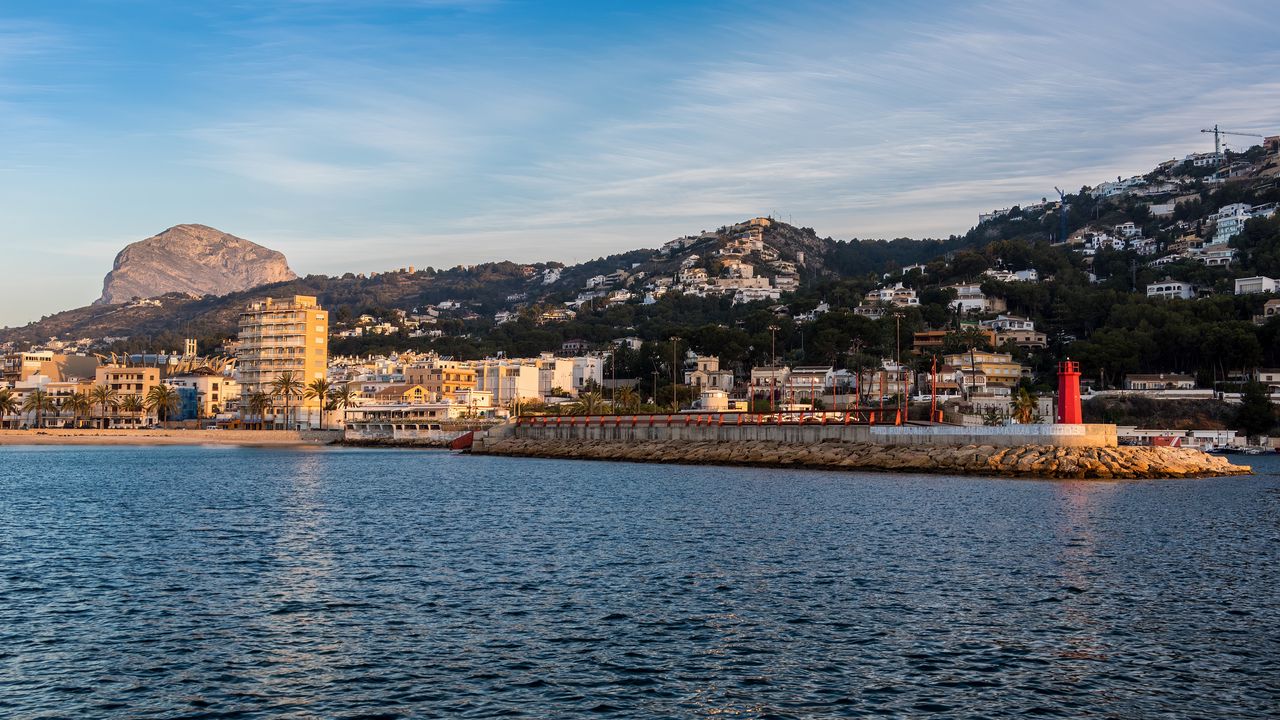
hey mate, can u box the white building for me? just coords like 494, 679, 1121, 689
572, 356, 606, 392
980, 315, 1035, 332
473, 360, 542, 404
1211, 203, 1253, 244
536, 355, 575, 398
1190, 243, 1236, 267
947, 283, 1000, 313
1234, 276, 1279, 296
1146, 279, 1196, 300
865, 283, 920, 307
983, 268, 1039, 283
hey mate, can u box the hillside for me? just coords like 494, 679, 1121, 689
6, 135, 1280, 393
0, 217, 837, 348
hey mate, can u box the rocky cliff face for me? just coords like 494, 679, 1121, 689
97, 224, 297, 305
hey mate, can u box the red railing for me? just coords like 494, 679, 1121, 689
514, 409, 925, 427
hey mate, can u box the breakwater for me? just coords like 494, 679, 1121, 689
472, 417, 1249, 478
473, 437, 1248, 478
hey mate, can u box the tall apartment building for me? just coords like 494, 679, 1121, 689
237, 295, 328, 428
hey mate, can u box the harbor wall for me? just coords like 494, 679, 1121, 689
492, 417, 1117, 448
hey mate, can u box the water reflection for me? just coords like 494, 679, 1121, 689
0, 448, 1276, 718
1050, 481, 1119, 673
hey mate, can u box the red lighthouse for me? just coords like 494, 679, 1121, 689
1057, 360, 1083, 424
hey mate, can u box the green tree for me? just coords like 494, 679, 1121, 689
63, 392, 93, 428
269, 371, 305, 430
570, 391, 606, 416
0, 388, 19, 429
119, 395, 145, 427
88, 384, 119, 429
612, 386, 640, 414
22, 389, 54, 428
146, 385, 181, 429
303, 378, 334, 430
1012, 388, 1038, 424
1234, 381, 1275, 439
247, 391, 272, 430
327, 384, 359, 427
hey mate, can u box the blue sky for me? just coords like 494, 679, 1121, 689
2, 0, 1279, 327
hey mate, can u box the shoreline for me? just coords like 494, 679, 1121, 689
472, 438, 1253, 479
0, 429, 340, 447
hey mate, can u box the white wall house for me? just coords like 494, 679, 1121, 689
1146, 279, 1196, 300
1235, 276, 1278, 296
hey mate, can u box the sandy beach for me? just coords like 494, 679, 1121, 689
0, 429, 341, 447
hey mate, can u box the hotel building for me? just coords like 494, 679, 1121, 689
236, 295, 329, 428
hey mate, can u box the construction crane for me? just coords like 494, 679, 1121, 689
1201, 124, 1263, 156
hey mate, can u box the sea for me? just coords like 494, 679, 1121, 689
1, 445, 1278, 718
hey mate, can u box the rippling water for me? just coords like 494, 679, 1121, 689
1, 446, 1278, 718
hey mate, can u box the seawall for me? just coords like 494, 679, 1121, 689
472, 417, 1249, 479
494, 415, 1120, 448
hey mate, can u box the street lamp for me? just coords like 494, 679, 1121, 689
670, 336, 679, 411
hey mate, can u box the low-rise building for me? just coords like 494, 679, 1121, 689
1146, 279, 1196, 300
865, 283, 920, 308
94, 365, 162, 427
996, 329, 1048, 350
1235, 276, 1278, 295
946, 283, 1005, 313
1254, 298, 1280, 325
943, 350, 1024, 387
684, 355, 735, 390
1253, 368, 1280, 392
372, 384, 432, 404
1124, 374, 1196, 391
166, 371, 238, 419
784, 366, 833, 402
912, 327, 997, 354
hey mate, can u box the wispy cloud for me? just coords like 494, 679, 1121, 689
3, 0, 1280, 326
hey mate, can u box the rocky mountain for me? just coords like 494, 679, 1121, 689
96, 224, 297, 305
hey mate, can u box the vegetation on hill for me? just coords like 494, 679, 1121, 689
6, 140, 1280, 408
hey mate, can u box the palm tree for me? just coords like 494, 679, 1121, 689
570, 390, 606, 416
327, 383, 359, 429
247, 391, 272, 430
0, 388, 19, 429
22, 389, 54, 429
303, 378, 334, 430
269, 372, 305, 430
63, 392, 93, 428
1012, 388, 1038, 424
612, 386, 640, 414
88, 384, 119, 429
145, 385, 181, 429
119, 395, 145, 427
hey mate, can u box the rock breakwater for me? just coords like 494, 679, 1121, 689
473, 438, 1250, 479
